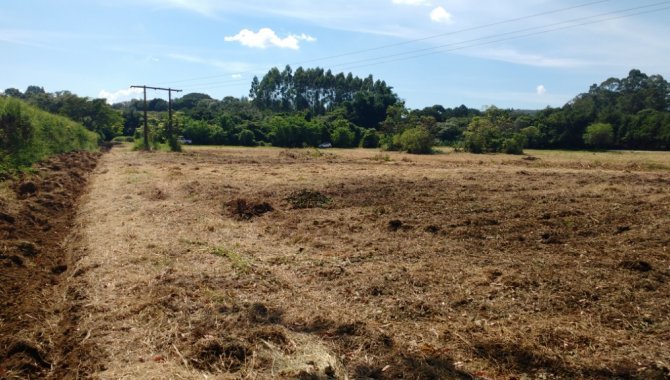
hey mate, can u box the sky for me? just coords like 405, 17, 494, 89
2, 0, 670, 110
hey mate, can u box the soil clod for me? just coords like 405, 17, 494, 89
227, 198, 274, 220
388, 219, 403, 231
17, 181, 38, 197
620, 260, 652, 272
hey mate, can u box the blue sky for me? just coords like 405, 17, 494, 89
2, 0, 669, 110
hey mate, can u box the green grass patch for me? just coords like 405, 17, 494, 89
211, 246, 251, 273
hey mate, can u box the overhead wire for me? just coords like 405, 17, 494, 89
326, 1, 670, 71
172, 1, 670, 90
183, 1, 670, 92
158, 0, 614, 87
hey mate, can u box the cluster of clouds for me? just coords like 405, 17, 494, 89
224, 0, 453, 50
98, 87, 143, 104
392, 0, 452, 24
224, 28, 315, 50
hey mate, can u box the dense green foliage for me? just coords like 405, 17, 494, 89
529, 69, 670, 150
250, 66, 398, 129
0, 97, 98, 172
4, 68, 668, 156
394, 126, 434, 154
462, 110, 526, 154
583, 123, 614, 148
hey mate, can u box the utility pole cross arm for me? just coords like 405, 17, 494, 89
129, 85, 182, 150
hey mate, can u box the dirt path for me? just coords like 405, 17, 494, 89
2, 146, 669, 379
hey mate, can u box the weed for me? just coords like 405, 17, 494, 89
211, 247, 251, 273
371, 153, 392, 162
308, 148, 323, 158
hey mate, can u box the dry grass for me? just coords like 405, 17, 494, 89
56, 145, 670, 379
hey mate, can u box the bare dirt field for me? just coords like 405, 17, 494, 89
1, 146, 669, 379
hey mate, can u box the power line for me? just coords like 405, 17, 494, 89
181, 1, 670, 92
130, 85, 182, 150
325, 1, 670, 71
157, 0, 614, 87
340, 4, 670, 72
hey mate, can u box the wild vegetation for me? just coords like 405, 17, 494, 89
5, 68, 669, 155
0, 97, 99, 173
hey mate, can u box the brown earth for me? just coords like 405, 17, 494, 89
1, 146, 669, 379
0, 151, 102, 379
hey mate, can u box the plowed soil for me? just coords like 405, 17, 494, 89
0, 151, 102, 379
1, 146, 669, 379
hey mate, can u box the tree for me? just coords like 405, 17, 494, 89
463, 117, 500, 153
583, 122, 614, 148
3, 88, 23, 98
24, 85, 46, 98
122, 109, 141, 136
237, 129, 256, 146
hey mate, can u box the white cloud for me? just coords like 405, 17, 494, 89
224, 28, 316, 49
536, 85, 547, 95
98, 87, 143, 104
392, 0, 431, 6
231, 74, 242, 79
430, 6, 452, 23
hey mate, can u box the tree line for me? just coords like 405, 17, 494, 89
3, 68, 669, 155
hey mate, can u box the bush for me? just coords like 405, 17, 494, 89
502, 134, 525, 155
331, 126, 355, 148
395, 126, 434, 154
583, 122, 614, 148
359, 129, 380, 148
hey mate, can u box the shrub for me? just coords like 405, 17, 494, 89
502, 134, 525, 155
396, 126, 434, 154
359, 129, 380, 148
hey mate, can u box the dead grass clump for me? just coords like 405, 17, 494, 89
286, 189, 331, 209
226, 198, 273, 220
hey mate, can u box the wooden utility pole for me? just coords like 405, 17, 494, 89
130, 85, 182, 150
